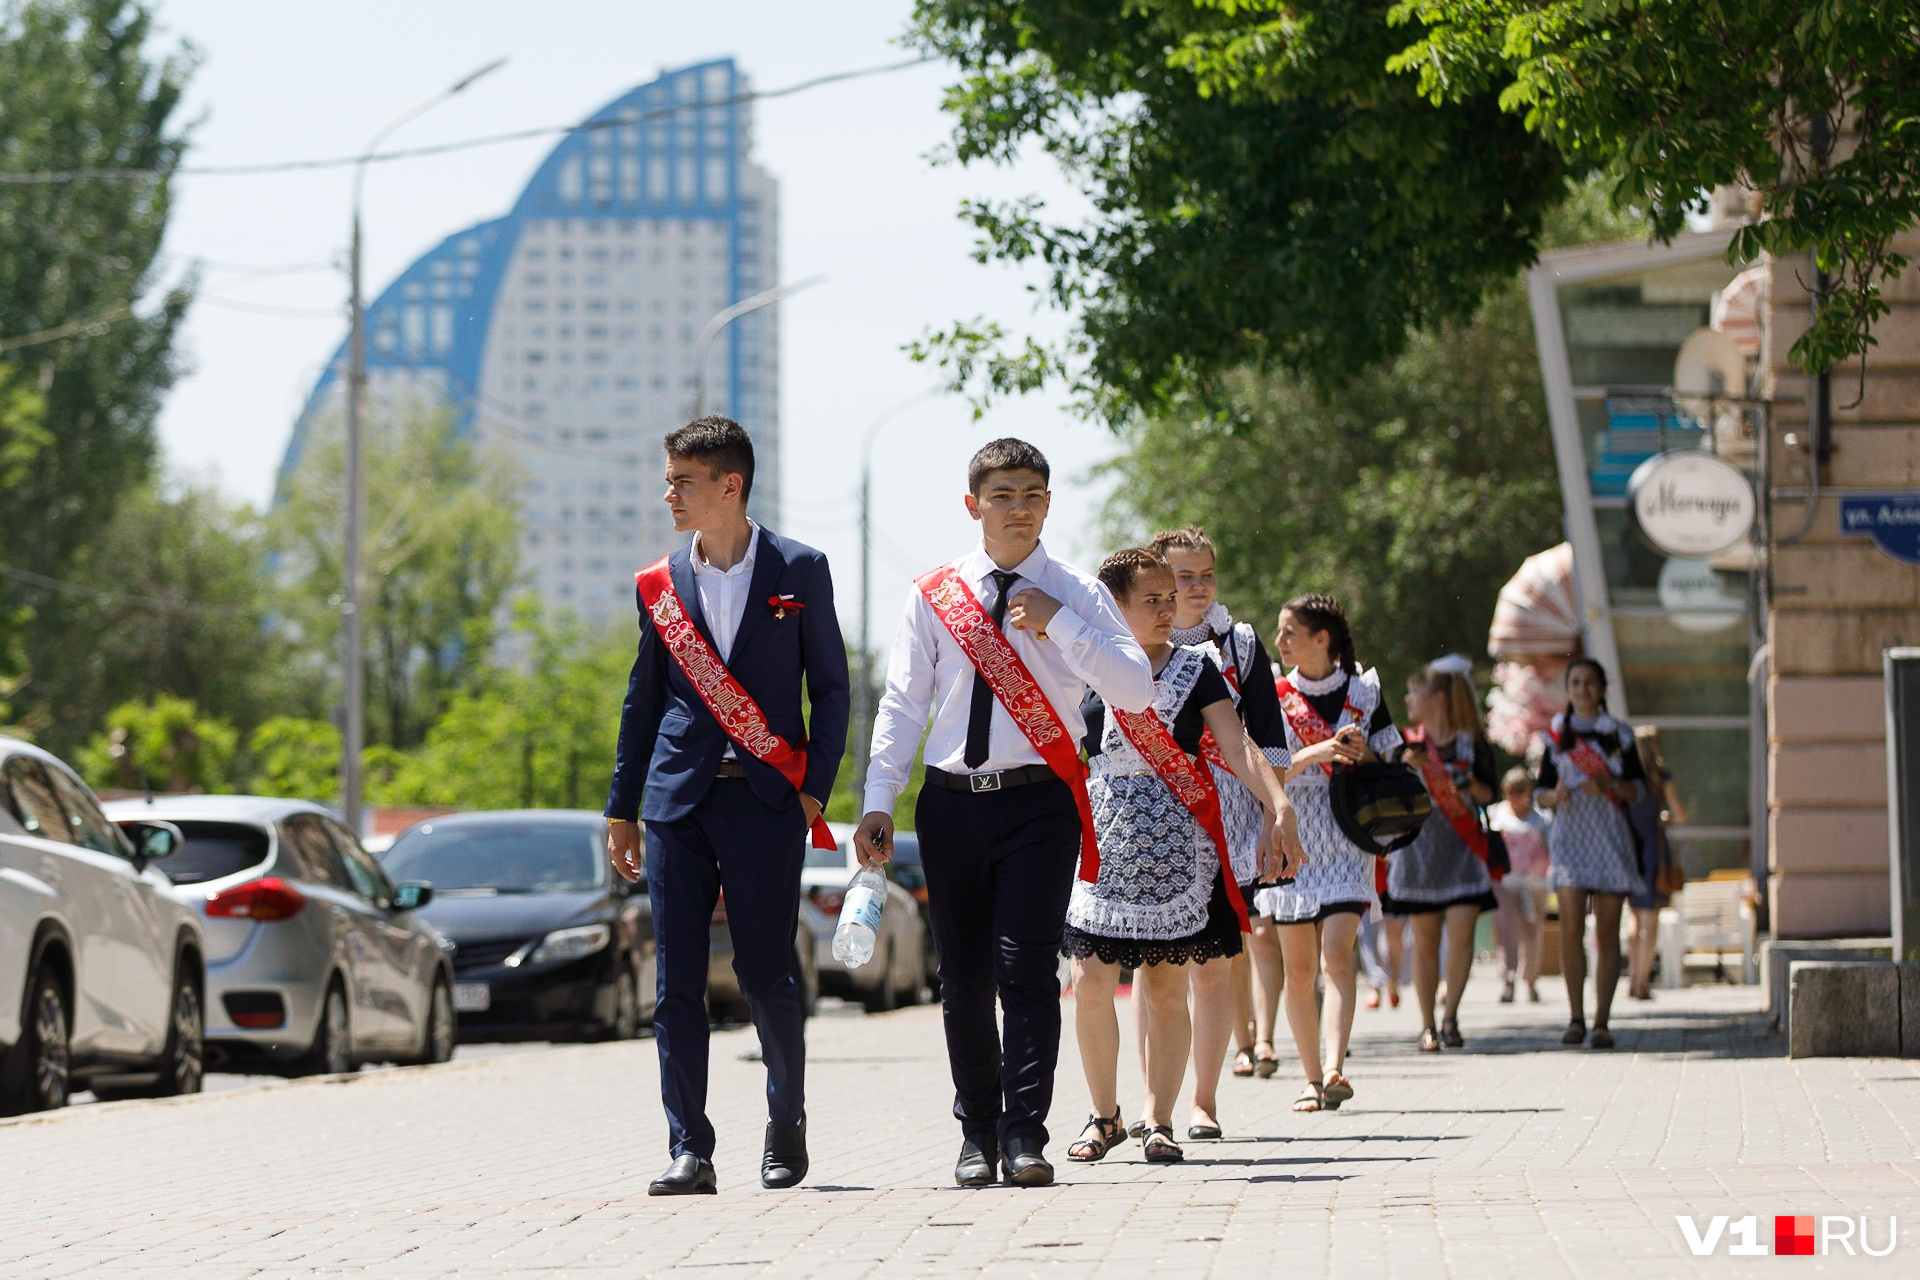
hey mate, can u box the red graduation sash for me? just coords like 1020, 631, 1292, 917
1564, 734, 1617, 793
916, 562, 1100, 882
1195, 630, 1239, 770
1405, 727, 1498, 880
1111, 706, 1252, 932
635, 558, 836, 851
1274, 676, 1359, 775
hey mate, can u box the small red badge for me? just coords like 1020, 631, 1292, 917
769, 594, 804, 620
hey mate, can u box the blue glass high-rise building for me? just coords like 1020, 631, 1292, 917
281, 59, 779, 624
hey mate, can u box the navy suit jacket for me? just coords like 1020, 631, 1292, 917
604, 526, 850, 825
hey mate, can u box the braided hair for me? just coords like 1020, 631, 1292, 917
1280, 593, 1357, 675
1554, 657, 1611, 751
1098, 547, 1170, 602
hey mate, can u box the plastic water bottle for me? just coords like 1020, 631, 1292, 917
831, 867, 888, 968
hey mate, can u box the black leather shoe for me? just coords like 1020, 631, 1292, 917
762, 1117, 809, 1189
1001, 1135, 1054, 1187
648, 1154, 717, 1196
954, 1133, 999, 1187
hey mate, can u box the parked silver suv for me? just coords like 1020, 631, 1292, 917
0, 738, 206, 1112
102, 795, 455, 1076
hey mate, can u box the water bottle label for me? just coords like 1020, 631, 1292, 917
844, 885, 883, 933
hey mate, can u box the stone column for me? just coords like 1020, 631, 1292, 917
1766, 232, 1920, 938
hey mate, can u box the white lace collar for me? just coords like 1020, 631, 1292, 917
1169, 601, 1233, 647
1289, 666, 1349, 697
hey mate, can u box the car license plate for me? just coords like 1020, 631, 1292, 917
452, 982, 490, 1013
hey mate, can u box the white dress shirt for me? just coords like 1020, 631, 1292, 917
863, 541, 1155, 816
690, 518, 759, 760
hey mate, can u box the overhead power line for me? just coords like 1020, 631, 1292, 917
0, 56, 934, 186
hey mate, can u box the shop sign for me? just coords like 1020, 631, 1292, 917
1629, 452, 1756, 557
1840, 494, 1920, 566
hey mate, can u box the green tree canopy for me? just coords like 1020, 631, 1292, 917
270, 407, 522, 750
1391, 0, 1920, 373
77, 694, 235, 794
907, 0, 1574, 419
0, 0, 193, 679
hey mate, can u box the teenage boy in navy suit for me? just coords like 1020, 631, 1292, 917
606, 415, 850, 1195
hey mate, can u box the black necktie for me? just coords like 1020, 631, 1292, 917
963, 570, 1019, 768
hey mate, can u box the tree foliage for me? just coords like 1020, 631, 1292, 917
13, 480, 299, 755
270, 408, 521, 751
906, 0, 1574, 421
77, 694, 236, 794
0, 0, 193, 677
1101, 192, 1643, 697
1391, 0, 1920, 374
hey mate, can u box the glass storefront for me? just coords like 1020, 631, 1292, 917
1530, 236, 1763, 882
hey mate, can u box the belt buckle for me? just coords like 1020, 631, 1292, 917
969, 771, 1002, 793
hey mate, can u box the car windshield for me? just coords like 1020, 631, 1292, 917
803, 847, 851, 870
161, 821, 272, 885
382, 822, 605, 893
890, 833, 922, 867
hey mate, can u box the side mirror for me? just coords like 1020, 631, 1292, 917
392, 881, 434, 911
117, 820, 184, 870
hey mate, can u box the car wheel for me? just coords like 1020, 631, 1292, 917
0, 964, 70, 1114
416, 976, 455, 1065
299, 981, 355, 1077
860, 940, 898, 1014
610, 960, 640, 1041
150, 970, 205, 1097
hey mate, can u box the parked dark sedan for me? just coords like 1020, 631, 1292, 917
380, 810, 655, 1042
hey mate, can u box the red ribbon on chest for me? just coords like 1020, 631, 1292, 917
1274, 676, 1360, 774
1406, 727, 1497, 879
917, 563, 1100, 882
1111, 704, 1251, 933
636, 559, 835, 850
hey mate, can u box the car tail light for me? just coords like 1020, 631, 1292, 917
809, 887, 845, 914
206, 877, 305, 921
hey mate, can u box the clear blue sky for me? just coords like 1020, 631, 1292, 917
150, 0, 1119, 652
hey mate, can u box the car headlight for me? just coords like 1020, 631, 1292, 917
512, 923, 612, 968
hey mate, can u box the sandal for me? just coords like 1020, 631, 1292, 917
1067, 1108, 1125, 1162
1292, 1081, 1325, 1112
1441, 1020, 1464, 1049
1321, 1071, 1353, 1109
1187, 1112, 1223, 1141
1230, 1046, 1256, 1078
1126, 1119, 1149, 1142
1252, 1040, 1280, 1079
1561, 1019, 1587, 1046
1388, 988, 1401, 1008
1590, 1026, 1615, 1050
1418, 1028, 1442, 1053
1365, 987, 1381, 1010
1143, 1125, 1185, 1163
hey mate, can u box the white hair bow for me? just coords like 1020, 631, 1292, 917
1430, 653, 1474, 677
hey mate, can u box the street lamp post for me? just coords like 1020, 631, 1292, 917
340, 58, 505, 833
688, 275, 824, 419
853, 385, 943, 794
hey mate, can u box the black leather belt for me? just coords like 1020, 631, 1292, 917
715, 759, 747, 778
925, 764, 1060, 793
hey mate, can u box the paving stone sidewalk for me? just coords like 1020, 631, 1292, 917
3, 967, 1917, 1277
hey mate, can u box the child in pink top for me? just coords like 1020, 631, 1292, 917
1489, 767, 1551, 1002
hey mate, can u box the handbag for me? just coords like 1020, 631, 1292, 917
1484, 824, 1512, 878
1328, 760, 1432, 856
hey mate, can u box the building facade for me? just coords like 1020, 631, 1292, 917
281, 59, 779, 625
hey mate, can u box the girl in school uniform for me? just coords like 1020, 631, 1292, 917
1253, 594, 1403, 1113
1533, 658, 1647, 1049
1062, 549, 1293, 1166
1387, 657, 1500, 1051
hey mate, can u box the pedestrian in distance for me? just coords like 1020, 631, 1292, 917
853, 438, 1156, 1189
1390, 657, 1501, 1051
604, 416, 850, 1195
1144, 526, 1292, 1124
1626, 725, 1687, 1001
1532, 658, 1646, 1050
1060, 548, 1297, 1166
1489, 766, 1552, 1004
1253, 594, 1404, 1114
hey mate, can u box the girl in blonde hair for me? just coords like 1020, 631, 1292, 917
1389, 656, 1500, 1051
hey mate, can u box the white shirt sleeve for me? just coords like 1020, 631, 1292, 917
1048, 579, 1154, 714
862, 594, 937, 816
